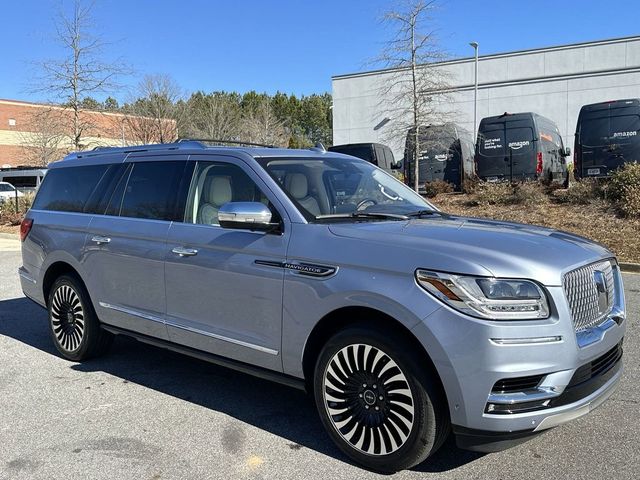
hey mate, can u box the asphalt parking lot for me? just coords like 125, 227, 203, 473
0, 238, 638, 480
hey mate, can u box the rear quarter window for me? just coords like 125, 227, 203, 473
32, 165, 109, 213
118, 161, 185, 221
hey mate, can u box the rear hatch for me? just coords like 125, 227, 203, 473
405, 125, 463, 190
476, 115, 537, 181
577, 101, 640, 177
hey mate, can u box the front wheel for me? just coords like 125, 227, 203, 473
313, 326, 449, 472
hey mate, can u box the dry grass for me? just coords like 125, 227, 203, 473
432, 192, 640, 263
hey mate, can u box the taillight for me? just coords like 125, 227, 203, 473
536, 152, 543, 175
20, 218, 33, 242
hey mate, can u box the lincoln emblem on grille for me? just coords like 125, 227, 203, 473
593, 270, 609, 315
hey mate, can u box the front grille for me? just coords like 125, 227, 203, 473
492, 374, 544, 394
563, 260, 615, 331
568, 341, 623, 388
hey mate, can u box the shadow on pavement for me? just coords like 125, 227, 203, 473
0, 296, 483, 474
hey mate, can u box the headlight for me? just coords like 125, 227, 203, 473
415, 270, 550, 320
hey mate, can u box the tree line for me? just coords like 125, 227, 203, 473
22, 1, 332, 166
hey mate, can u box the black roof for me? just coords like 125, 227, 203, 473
579, 98, 640, 113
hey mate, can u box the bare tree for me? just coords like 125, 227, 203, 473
20, 108, 69, 166
33, 0, 126, 149
376, 0, 452, 191
244, 98, 289, 147
186, 93, 242, 141
125, 74, 184, 143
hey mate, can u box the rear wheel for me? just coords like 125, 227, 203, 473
313, 326, 449, 472
48, 274, 112, 361
562, 171, 570, 189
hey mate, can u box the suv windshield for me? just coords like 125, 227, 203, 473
260, 156, 436, 221
0, 183, 15, 192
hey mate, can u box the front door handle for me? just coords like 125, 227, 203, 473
172, 247, 198, 257
91, 235, 111, 245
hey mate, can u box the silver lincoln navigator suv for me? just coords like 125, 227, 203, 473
19, 141, 626, 472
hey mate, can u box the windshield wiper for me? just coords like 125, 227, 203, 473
316, 212, 410, 221
405, 209, 447, 218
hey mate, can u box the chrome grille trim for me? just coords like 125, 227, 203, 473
563, 260, 615, 332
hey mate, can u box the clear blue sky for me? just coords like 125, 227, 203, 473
2, 0, 640, 103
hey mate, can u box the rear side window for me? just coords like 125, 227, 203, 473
581, 117, 609, 147
118, 161, 184, 221
479, 128, 505, 156
610, 115, 640, 143
506, 127, 534, 153
32, 165, 108, 213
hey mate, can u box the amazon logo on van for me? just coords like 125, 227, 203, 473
507, 140, 531, 150
612, 131, 638, 138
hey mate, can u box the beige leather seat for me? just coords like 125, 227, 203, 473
285, 173, 321, 217
198, 176, 232, 224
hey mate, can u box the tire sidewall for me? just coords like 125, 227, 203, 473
313, 327, 441, 472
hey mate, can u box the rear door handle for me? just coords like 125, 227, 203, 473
91, 235, 111, 245
172, 247, 198, 257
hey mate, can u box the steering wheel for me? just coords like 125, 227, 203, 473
356, 198, 378, 211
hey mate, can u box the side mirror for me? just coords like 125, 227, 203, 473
563, 147, 571, 157
218, 202, 276, 231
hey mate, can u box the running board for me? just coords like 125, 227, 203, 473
101, 325, 306, 391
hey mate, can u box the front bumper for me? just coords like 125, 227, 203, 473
452, 354, 622, 452
411, 282, 626, 437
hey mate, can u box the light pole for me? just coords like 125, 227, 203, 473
469, 42, 479, 138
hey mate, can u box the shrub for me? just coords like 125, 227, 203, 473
423, 179, 454, 198
0, 192, 34, 225
469, 181, 547, 206
608, 162, 640, 217
553, 179, 605, 205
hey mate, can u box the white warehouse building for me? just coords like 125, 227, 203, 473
332, 36, 640, 160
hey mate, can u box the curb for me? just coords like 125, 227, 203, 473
620, 262, 640, 274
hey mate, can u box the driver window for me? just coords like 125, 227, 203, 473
184, 161, 274, 226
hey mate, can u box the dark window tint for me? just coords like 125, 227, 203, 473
331, 145, 374, 162
479, 129, 505, 156
610, 115, 640, 144
581, 117, 610, 147
32, 165, 108, 213
3, 176, 39, 188
0, 183, 15, 192
119, 161, 184, 220
506, 127, 534, 153
103, 165, 132, 216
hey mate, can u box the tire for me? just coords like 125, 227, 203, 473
562, 172, 570, 189
313, 326, 449, 472
48, 274, 113, 361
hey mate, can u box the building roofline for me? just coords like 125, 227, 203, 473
0, 98, 131, 119
332, 35, 640, 81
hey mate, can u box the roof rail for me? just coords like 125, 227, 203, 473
178, 138, 275, 148
67, 142, 190, 160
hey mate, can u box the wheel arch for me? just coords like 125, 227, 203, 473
301, 306, 449, 407
42, 261, 83, 306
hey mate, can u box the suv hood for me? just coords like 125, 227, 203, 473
327, 216, 612, 286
